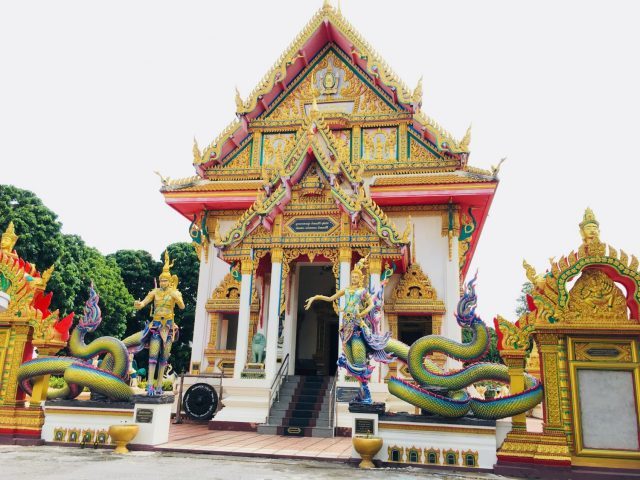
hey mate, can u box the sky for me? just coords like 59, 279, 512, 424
2, 0, 639, 323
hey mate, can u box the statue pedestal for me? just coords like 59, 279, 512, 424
351, 412, 499, 469
42, 394, 174, 447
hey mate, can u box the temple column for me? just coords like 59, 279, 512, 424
444, 229, 460, 371
368, 256, 383, 383
369, 256, 382, 291
283, 266, 297, 375
338, 247, 351, 381
501, 351, 528, 430
265, 248, 284, 382
233, 258, 254, 379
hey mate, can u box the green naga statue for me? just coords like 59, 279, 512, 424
306, 255, 543, 419
135, 251, 185, 396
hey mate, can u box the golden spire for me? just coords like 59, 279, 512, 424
235, 87, 244, 112
459, 124, 471, 151
159, 250, 174, 280
193, 137, 204, 165
411, 76, 423, 105
579, 207, 599, 229
1, 221, 18, 254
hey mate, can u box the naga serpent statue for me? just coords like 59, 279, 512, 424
18, 251, 183, 400
306, 257, 543, 419
18, 284, 134, 402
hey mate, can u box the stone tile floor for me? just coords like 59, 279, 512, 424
158, 423, 353, 460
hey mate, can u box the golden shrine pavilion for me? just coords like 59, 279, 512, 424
160, 2, 499, 430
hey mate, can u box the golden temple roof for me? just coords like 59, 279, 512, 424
193, 2, 470, 170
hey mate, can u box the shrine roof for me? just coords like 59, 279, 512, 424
190, 2, 470, 173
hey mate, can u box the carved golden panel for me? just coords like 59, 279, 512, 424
388, 263, 445, 313
262, 133, 296, 167
566, 269, 629, 324
572, 341, 633, 362
224, 141, 252, 168
362, 127, 397, 163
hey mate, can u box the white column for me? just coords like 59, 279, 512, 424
191, 243, 228, 372
368, 256, 382, 383
265, 250, 284, 382
338, 247, 351, 381
233, 258, 254, 379
444, 235, 461, 370
282, 267, 297, 375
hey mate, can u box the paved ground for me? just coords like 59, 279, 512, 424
1, 445, 515, 480
160, 423, 353, 459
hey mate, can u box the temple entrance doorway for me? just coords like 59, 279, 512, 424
294, 264, 339, 376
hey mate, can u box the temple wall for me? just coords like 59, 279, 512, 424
191, 242, 229, 372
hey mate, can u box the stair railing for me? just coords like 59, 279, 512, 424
266, 353, 289, 425
328, 374, 338, 437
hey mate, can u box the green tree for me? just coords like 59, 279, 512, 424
462, 326, 503, 364
164, 243, 199, 374
515, 281, 534, 317
47, 235, 134, 339
111, 244, 199, 374
0, 185, 63, 271
107, 250, 161, 338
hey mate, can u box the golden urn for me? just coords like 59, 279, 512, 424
352, 436, 383, 469
108, 424, 139, 454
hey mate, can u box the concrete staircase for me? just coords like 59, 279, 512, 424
257, 375, 334, 438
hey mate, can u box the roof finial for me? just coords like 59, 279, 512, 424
490, 157, 506, 178
459, 123, 471, 151
411, 76, 423, 106
235, 87, 244, 112
322, 0, 332, 11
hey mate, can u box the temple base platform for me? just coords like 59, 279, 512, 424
350, 410, 504, 470
42, 394, 174, 447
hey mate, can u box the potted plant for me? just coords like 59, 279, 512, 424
352, 433, 383, 469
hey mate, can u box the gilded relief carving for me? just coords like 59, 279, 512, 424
362, 128, 397, 163
566, 269, 628, 323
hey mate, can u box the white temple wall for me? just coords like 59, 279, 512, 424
191, 242, 229, 372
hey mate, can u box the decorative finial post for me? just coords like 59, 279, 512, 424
1, 221, 19, 255
459, 124, 471, 151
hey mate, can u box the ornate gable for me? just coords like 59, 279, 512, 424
388, 263, 445, 313
265, 49, 398, 123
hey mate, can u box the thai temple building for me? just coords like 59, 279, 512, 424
160, 2, 499, 429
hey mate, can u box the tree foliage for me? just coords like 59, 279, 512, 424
0, 185, 63, 271
515, 281, 534, 317
462, 325, 503, 364
164, 243, 199, 374
48, 235, 134, 339
107, 250, 161, 338
0, 186, 133, 338
111, 244, 199, 374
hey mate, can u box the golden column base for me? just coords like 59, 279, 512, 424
498, 430, 571, 466
108, 425, 139, 454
